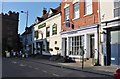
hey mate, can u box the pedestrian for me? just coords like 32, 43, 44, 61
13, 51, 16, 57
19, 50, 22, 57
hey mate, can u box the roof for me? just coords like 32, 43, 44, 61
36, 5, 61, 24
21, 25, 33, 36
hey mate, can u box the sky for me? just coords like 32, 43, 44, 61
1, 2, 60, 34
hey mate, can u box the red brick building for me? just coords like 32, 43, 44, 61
61, 0, 98, 31
60, 0, 101, 66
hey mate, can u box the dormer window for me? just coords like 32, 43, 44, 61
48, 9, 53, 17
35, 19, 39, 24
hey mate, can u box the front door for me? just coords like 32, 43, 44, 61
65, 38, 67, 57
90, 34, 95, 58
110, 30, 120, 65
36, 42, 43, 55
62, 38, 67, 57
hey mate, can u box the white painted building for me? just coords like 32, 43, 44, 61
33, 6, 62, 56
60, 25, 99, 64
21, 26, 34, 55
100, 0, 120, 66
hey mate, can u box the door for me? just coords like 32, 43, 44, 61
110, 30, 120, 65
90, 34, 95, 58
36, 42, 43, 55
62, 38, 67, 57
64, 38, 67, 57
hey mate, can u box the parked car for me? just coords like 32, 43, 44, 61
114, 68, 120, 79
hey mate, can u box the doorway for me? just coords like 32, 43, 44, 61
36, 42, 43, 55
106, 28, 120, 66
90, 34, 95, 58
110, 30, 120, 65
62, 38, 67, 57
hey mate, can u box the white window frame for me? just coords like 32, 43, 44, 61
114, 0, 120, 17
69, 35, 84, 56
84, 0, 93, 16
64, 6, 70, 21
73, 2, 80, 19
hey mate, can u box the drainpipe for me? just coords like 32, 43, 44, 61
95, 0, 101, 66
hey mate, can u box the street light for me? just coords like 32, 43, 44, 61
21, 10, 29, 54
21, 11, 28, 29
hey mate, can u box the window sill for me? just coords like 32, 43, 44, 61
52, 34, 57, 36
84, 13, 93, 17
72, 17, 80, 21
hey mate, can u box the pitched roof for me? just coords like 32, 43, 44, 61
36, 5, 61, 23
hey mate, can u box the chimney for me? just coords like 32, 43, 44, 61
42, 8, 47, 16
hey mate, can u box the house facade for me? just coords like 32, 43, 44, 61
60, 0, 102, 65
21, 26, 34, 55
33, 6, 62, 56
100, 0, 120, 66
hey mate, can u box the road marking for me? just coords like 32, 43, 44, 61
35, 68, 39, 70
12, 61, 17, 64
52, 73, 59, 77
19, 64, 26, 67
28, 66, 32, 68
42, 70, 47, 73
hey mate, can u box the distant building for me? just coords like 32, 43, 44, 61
33, 5, 61, 56
21, 25, 34, 55
1, 11, 19, 56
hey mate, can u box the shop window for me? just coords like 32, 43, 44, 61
69, 35, 84, 55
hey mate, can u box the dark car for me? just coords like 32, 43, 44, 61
114, 68, 120, 79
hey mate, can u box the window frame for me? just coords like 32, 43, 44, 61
46, 26, 50, 37
73, 2, 80, 19
64, 6, 70, 21
114, 0, 120, 17
52, 23, 57, 35
69, 35, 84, 56
84, 0, 93, 15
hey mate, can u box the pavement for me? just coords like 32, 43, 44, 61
25, 56, 117, 77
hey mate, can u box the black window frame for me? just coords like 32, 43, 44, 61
46, 27, 50, 37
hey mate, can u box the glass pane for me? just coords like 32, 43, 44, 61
114, 8, 119, 17
111, 30, 120, 65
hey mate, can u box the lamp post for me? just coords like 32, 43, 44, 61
21, 11, 28, 54
21, 11, 28, 29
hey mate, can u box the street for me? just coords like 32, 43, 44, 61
2, 58, 114, 79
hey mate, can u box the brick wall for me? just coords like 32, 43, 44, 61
61, 0, 99, 31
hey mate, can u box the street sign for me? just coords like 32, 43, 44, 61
79, 47, 84, 56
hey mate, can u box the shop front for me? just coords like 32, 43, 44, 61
102, 18, 120, 66
61, 25, 99, 65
